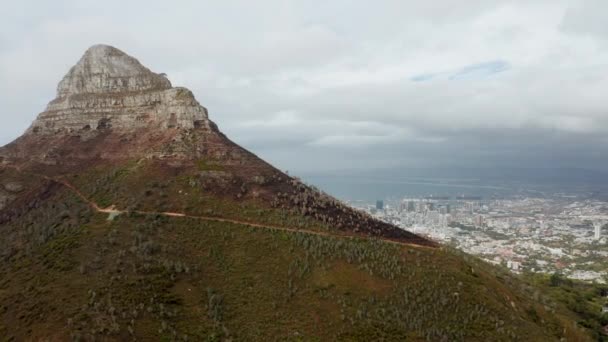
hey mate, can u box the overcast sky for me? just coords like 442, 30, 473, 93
2, 0, 608, 174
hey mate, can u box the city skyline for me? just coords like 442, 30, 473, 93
353, 193, 608, 283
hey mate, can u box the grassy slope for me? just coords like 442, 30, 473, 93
0, 167, 597, 341
62, 157, 433, 246
521, 273, 608, 341
67, 159, 334, 233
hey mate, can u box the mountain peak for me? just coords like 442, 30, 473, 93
24, 44, 209, 135
84, 43, 126, 56
57, 44, 172, 97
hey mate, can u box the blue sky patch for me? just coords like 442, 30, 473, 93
448, 60, 510, 80
411, 73, 436, 82
411, 60, 510, 82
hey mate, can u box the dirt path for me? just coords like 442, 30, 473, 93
3, 165, 435, 249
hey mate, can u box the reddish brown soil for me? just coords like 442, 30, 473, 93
0, 126, 436, 248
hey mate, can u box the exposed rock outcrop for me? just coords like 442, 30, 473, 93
3, 182, 23, 193
57, 44, 171, 96
28, 44, 211, 134
0, 44, 262, 168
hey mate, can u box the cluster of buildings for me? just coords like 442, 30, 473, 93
351, 196, 608, 283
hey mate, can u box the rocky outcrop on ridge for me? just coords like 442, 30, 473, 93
0, 44, 240, 165
28, 44, 211, 134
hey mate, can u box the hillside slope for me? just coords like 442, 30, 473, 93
0, 165, 593, 341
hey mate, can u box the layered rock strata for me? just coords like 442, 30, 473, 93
28, 44, 211, 133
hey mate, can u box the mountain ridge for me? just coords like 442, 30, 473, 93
0, 44, 434, 247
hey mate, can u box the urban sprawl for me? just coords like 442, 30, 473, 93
350, 196, 608, 283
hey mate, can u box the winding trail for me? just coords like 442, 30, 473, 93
3, 165, 435, 249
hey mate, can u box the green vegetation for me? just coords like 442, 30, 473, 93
68, 161, 331, 233
449, 222, 510, 240
196, 159, 225, 172
523, 272, 608, 341
0, 165, 601, 340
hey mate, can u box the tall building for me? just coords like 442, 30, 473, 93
475, 215, 484, 227
466, 202, 474, 215
376, 200, 384, 210
407, 201, 415, 212
446, 204, 451, 214
594, 222, 602, 240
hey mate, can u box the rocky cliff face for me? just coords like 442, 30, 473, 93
56, 44, 171, 96
0, 45, 246, 166
28, 44, 211, 134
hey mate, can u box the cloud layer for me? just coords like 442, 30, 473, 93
2, 0, 608, 173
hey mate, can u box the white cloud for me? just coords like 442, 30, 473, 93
1, 0, 608, 172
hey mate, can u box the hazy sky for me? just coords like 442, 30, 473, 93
2, 0, 608, 174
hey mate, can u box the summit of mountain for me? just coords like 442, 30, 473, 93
56, 44, 172, 96
32, 44, 207, 133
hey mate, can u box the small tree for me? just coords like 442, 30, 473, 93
550, 272, 562, 287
